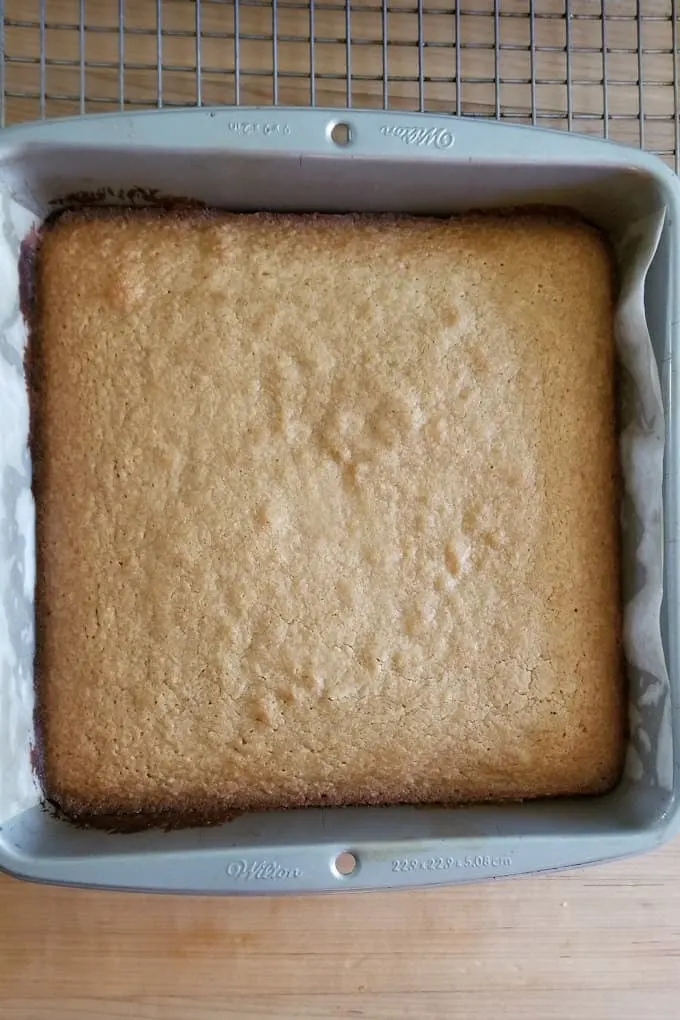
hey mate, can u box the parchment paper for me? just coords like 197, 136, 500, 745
0, 196, 670, 823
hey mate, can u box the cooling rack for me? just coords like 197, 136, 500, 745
1, 1, 679, 169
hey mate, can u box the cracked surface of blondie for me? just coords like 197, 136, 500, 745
35, 210, 623, 820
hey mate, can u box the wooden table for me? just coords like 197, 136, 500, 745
2, 840, 679, 1019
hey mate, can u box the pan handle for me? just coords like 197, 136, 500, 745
1, 105, 669, 173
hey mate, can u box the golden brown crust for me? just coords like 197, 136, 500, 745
33, 210, 623, 822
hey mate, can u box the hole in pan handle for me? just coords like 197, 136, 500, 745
332, 850, 359, 877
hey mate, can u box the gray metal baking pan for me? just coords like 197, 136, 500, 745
0, 107, 679, 893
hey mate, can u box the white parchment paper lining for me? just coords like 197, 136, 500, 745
0, 195, 671, 822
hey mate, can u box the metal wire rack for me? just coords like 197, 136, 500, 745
1, 1, 679, 170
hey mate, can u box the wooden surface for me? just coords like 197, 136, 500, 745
1, 337, 677, 1018
0, 841, 679, 1019
2, 4, 680, 1018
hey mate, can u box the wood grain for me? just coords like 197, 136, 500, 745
2, 839, 680, 1019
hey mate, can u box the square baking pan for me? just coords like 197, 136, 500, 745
0, 107, 679, 893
